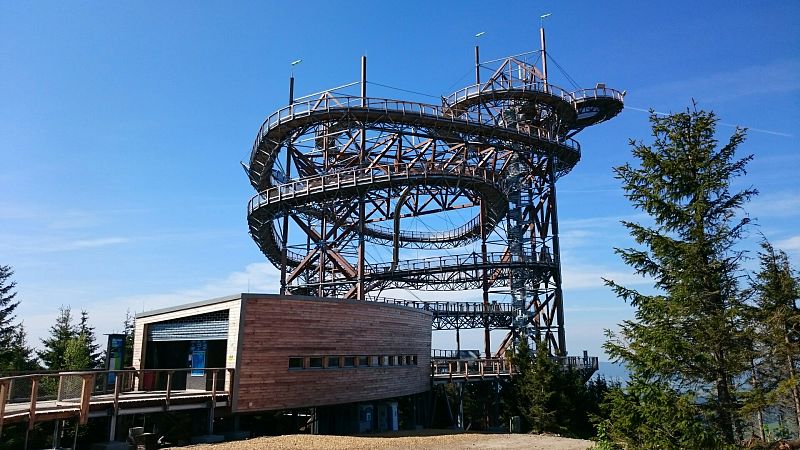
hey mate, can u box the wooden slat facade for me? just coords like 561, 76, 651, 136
133, 294, 432, 413
233, 295, 432, 412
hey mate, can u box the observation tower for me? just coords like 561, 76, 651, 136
245, 27, 623, 358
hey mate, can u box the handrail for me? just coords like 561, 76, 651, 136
365, 249, 555, 274
367, 214, 481, 243
429, 355, 597, 379
445, 80, 577, 110
571, 86, 624, 102
250, 94, 580, 166
248, 162, 503, 214
365, 295, 517, 314
431, 357, 515, 379
1, 368, 234, 433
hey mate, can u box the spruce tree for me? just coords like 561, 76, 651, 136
603, 107, 756, 445
63, 334, 94, 371
78, 310, 102, 369
751, 239, 800, 434
38, 306, 78, 370
123, 309, 135, 367
503, 339, 591, 437
0, 265, 20, 368
7, 323, 39, 371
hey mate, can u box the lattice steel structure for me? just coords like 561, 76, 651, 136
245, 31, 623, 357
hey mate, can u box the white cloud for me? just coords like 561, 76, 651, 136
0, 203, 44, 221
53, 237, 130, 251
776, 235, 800, 253
22, 262, 281, 348
562, 265, 650, 290
564, 305, 629, 313
633, 59, 800, 105
748, 192, 800, 219
0, 234, 132, 255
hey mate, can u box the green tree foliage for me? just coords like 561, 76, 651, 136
596, 375, 726, 449
503, 339, 600, 438
38, 306, 103, 371
0, 264, 21, 368
123, 309, 135, 367
6, 323, 38, 371
750, 239, 800, 435
63, 333, 94, 371
603, 107, 757, 445
0, 265, 39, 372
78, 309, 103, 368
38, 305, 78, 370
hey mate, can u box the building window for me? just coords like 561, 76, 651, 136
288, 357, 304, 369
289, 354, 418, 370
308, 357, 323, 369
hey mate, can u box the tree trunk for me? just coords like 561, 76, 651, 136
751, 359, 766, 441
716, 368, 736, 444
787, 334, 800, 434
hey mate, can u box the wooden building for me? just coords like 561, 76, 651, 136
133, 294, 432, 416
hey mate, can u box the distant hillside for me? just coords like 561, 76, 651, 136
595, 361, 629, 384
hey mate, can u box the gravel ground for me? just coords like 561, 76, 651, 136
175, 431, 594, 450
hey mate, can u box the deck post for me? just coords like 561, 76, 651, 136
56, 375, 64, 402
0, 379, 9, 436
52, 419, 61, 448
208, 370, 218, 434
165, 371, 173, 410
109, 373, 121, 441
456, 383, 464, 430
79, 373, 94, 425
28, 376, 39, 431
72, 421, 79, 449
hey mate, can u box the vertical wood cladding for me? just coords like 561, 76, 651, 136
235, 296, 432, 412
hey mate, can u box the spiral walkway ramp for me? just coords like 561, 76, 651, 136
245, 48, 623, 357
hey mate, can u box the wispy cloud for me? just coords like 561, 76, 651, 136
53, 237, 130, 251
116, 262, 281, 313
564, 305, 630, 313
625, 106, 794, 138
563, 265, 650, 290
0, 203, 42, 221
22, 262, 282, 346
0, 235, 131, 254
633, 59, 800, 105
776, 235, 800, 253
560, 214, 648, 230
748, 192, 800, 218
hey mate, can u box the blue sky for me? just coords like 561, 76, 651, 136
2, 1, 798, 361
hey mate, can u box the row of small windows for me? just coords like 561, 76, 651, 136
288, 355, 418, 370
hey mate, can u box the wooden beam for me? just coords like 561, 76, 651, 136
79, 374, 94, 425
28, 376, 39, 430
0, 379, 9, 436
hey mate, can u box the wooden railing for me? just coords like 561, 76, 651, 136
431, 358, 514, 382
0, 367, 233, 437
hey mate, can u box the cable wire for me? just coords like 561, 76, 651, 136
367, 81, 441, 99
547, 54, 582, 90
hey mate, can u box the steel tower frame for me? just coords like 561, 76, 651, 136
245, 31, 623, 357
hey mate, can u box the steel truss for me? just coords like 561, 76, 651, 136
246, 45, 623, 357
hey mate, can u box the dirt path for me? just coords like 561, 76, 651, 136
176, 431, 594, 450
